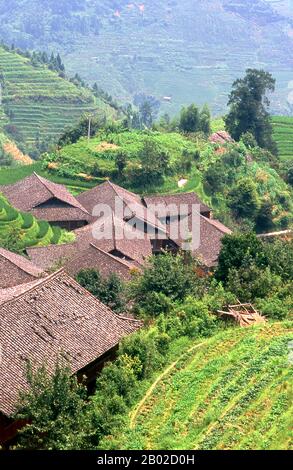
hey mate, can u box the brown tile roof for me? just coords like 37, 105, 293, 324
0, 270, 142, 417
77, 181, 167, 232
165, 212, 232, 267
1, 173, 90, 222
0, 248, 44, 278
209, 131, 233, 144
75, 215, 152, 265
66, 244, 138, 280
144, 192, 211, 216
27, 216, 151, 275
27, 243, 78, 271
0, 248, 44, 288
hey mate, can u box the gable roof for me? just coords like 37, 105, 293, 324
1, 173, 90, 222
0, 247, 44, 279
144, 192, 211, 216
27, 215, 152, 272
77, 180, 167, 233
164, 211, 232, 267
0, 270, 141, 417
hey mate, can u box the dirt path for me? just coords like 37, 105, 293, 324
3, 141, 33, 165
129, 341, 205, 429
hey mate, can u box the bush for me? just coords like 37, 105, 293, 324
129, 253, 199, 315
256, 295, 292, 320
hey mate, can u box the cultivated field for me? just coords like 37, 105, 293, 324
272, 116, 293, 160
121, 322, 293, 450
0, 47, 114, 146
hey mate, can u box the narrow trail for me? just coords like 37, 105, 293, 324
129, 341, 205, 429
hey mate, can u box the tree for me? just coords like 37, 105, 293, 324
126, 137, 170, 188
115, 151, 127, 177
15, 361, 94, 449
225, 69, 277, 152
129, 253, 198, 315
139, 101, 155, 128
76, 269, 126, 313
215, 232, 268, 283
228, 178, 260, 219
199, 104, 211, 135
179, 104, 200, 133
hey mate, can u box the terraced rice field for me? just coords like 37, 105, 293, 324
121, 322, 293, 450
0, 193, 74, 249
272, 116, 293, 160
0, 47, 114, 145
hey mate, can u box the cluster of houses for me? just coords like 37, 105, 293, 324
0, 173, 231, 445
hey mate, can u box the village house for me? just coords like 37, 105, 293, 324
26, 180, 231, 274
0, 172, 90, 230
0, 270, 141, 445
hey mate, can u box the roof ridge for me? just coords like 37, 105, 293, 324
33, 173, 89, 215
201, 215, 231, 234
32, 172, 55, 200
0, 247, 43, 276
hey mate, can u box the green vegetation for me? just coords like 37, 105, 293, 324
43, 121, 293, 230
14, 243, 293, 450
0, 193, 74, 251
114, 322, 293, 450
225, 69, 277, 153
43, 128, 199, 181
272, 116, 293, 161
0, 45, 115, 154
76, 269, 126, 313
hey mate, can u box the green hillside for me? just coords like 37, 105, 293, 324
118, 322, 293, 450
0, 193, 74, 250
0, 46, 115, 149
272, 116, 293, 160
0, 1, 291, 115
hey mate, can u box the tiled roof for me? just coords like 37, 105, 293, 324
0, 270, 141, 417
65, 244, 138, 280
77, 180, 167, 232
209, 131, 233, 144
144, 192, 211, 216
0, 248, 44, 278
165, 212, 232, 267
1, 173, 90, 222
27, 216, 152, 274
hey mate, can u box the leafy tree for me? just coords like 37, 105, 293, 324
179, 104, 200, 133
228, 177, 260, 219
138, 101, 155, 128
15, 361, 94, 450
216, 232, 268, 283
199, 104, 211, 135
126, 138, 170, 188
204, 161, 227, 192
226, 263, 281, 302
225, 69, 277, 152
130, 253, 197, 315
115, 151, 127, 177
255, 200, 274, 232
76, 269, 126, 313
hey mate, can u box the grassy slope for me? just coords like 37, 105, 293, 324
0, 46, 114, 147
272, 116, 293, 161
118, 322, 293, 450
